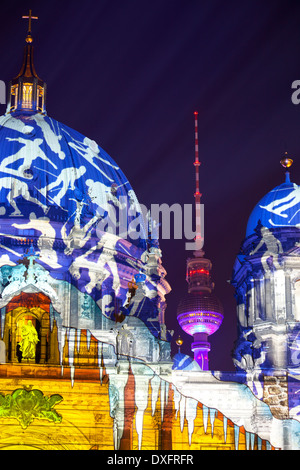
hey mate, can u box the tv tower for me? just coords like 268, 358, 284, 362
177, 112, 223, 370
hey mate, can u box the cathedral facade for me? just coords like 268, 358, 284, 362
0, 18, 299, 451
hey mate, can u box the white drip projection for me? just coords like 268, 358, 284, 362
151, 374, 161, 416
56, 328, 286, 450
66, 328, 76, 387
98, 342, 103, 384
131, 363, 154, 450
59, 326, 66, 377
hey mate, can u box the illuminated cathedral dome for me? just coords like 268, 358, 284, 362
0, 21, 171, 343
1, 38, 145, 246
0, 24, 146, 251
246, 163, 300, 237
0, 112, 145, 248
0, 35, 149, 308
232, 157, 300, 378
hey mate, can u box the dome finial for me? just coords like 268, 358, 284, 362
280, 151, 293, 183
7, 11, 46, 115
176, 336, 183, 353
22, 9, 38, 44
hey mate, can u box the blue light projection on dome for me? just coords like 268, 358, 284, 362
0, 113, 145, 241
231, 158, 300, 420
5, 8, 300, 452
246, 171, 300, 237
0, 29, 172, 345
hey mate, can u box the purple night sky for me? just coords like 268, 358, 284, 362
1, 0, 300, 370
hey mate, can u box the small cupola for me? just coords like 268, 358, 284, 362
7, 10, 46, 115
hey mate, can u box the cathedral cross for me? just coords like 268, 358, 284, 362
22, 9, 38, 33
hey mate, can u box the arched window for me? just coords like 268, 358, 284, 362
22, 83, 33, 109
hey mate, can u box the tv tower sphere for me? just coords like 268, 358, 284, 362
177, 256, 224, 370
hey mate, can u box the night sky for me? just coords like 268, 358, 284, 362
1, 0, 300, 371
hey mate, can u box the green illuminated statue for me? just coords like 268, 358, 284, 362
18, 319, 39, 360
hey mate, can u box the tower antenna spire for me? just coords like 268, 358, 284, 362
176, 112, 223, 371
193, 111, 204, 256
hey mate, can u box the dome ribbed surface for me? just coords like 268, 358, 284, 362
0, 113, 146, 249
246, 175, 300, 237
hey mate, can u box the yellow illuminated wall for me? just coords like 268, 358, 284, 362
0, 328, 274, 451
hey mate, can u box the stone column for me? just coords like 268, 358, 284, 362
285, 270, 293, 321
264, 276, 273, 321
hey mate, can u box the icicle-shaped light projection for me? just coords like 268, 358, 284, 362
50, 323, 291, 450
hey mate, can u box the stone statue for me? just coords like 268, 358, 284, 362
116, 325, 133, 358
18, 320, 39, 360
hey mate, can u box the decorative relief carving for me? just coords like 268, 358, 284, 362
0, 387, 63, 428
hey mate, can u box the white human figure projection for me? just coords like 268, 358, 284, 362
12, 212, 61, 269
39, 166, 86, 205
0, 137, 58, 177
100, 294, 115, 318
61, 214, 100, 255
0, 114, 34, 134
86, 180, 127, 230
33, 115, 66, 161
65, 130, 119, 174
250, 226, 283, 272
69, 232, 121, 294
33, 264, 58, 301
68, 139, 114, 180
69, 254, 111, 294
0, 176, 48, 215
260, 184, 300, 219
85, 179, 110, 218
69, 195, 89, 226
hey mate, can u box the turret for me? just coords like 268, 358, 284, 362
232, 156, 300, 374
6, 10, 46, 115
